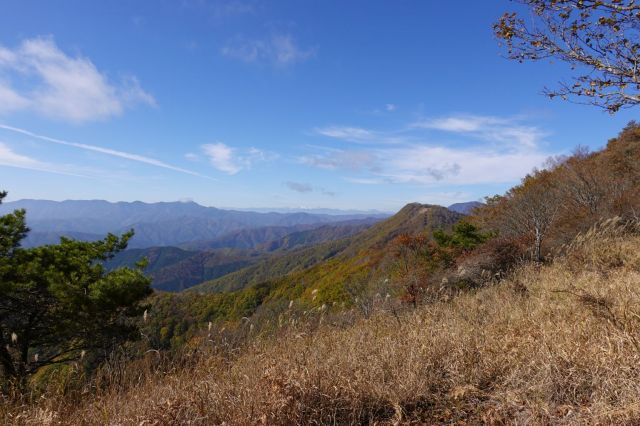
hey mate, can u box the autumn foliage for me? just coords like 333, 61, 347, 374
474, 121, 640, 262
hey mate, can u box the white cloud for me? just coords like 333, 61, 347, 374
314, 126, 375, 143
0, 83, 29, 113
335, 145, 548, 186
344, 177, 387, 185
380, 145, 547, 185
0, 124, 207, 178
0, 142, 88, 177
313, 126, 406, 145
201, 143, 274, 174
385, 103, 397, 112
0, 142, 42, 168
309, 114, 555, 187
0, 36, 155, 122
221, 34, 314, 66
413, 115, 545, 149
300, 149, 379, 172
202, 143, 240, 174
418, 116, 495, 132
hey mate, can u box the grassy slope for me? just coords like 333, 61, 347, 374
11, 222, 640, 424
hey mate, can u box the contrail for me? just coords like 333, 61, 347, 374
0, 124, 212, 179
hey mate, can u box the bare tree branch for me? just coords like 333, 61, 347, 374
495, 0, 640, 112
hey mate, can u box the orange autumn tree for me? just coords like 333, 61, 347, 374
390, 234, 433, 308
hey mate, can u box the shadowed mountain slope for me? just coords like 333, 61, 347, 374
107, 218, 381, 292
191, 204, 462, 294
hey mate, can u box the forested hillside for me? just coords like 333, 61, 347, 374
106, 218, 381, 292
191, 203, 462, 293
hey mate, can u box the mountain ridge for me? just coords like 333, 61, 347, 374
107, 218, 382, 291
2, 199, 387, 248
190, 203, 463, 294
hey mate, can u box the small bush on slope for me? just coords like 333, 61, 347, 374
4, 221, 640, 424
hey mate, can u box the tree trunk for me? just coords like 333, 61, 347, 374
0, 322, 17, 381
534, 227, 542, 263
0, 344, 16, 379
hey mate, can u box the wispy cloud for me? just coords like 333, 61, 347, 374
284, 181, 335, 196
413, 114, 545, 149
344, 177, 387, 185
300, 149, 379, 172
285, 181, 313, 193
181, 0, 256, 18
314, 126, 376, 143
0, 142, 90, 177
309, 114, 555, 187
0, 124, 208, 178
221, 34, 314, 66
314, 125, 407, 145
202, 143, 240, 174
338, 145, 548, 186
379, 145, 547, 185
201, 143, 276, 174
0, 36, 155, 123
0, 84, 29, 114
320, 115, 545, 149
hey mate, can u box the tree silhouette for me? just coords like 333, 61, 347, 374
495, 0, 640, 112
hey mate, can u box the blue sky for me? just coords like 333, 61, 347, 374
0, 0, 636, 212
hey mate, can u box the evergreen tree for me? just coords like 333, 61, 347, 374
0, 191, 152, 388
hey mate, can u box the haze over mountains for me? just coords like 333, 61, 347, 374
447, 201, 483, 215
190, 202, 464, 294
0, 199, 389, 248
2, 198, 477, 292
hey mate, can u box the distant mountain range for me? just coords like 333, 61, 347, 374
230, 207, 392, 215
105, 202, 463, 293
1, 199, 479, 292
448, 201, 484, 215
1, 199, 388, 248
190, 203, 464, 294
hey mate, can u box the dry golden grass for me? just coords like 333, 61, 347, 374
4, 222, 640, 425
